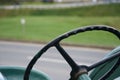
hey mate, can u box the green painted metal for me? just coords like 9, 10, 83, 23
115, 77, 120, 80
0, 66, 51, 80
90, 46, 120, 80
77, 74, 91, 80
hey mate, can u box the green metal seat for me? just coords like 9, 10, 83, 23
89, 46, 120, 80
0, 66, 51, 80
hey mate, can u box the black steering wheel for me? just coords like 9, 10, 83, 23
24, 25, 120, 80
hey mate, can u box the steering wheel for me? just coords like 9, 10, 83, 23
24, 25, 120, 80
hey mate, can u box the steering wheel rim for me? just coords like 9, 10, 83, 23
24, 25, 120, 80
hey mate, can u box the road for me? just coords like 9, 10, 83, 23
0, 1, 118, 10
0, 41, 110, 80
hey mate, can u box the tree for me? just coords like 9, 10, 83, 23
0, 0, 20, 5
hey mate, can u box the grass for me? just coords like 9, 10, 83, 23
0, 16, 120, 47
31, 3, 120, 17
0, 3, 120, 17
0, 3, 120, 47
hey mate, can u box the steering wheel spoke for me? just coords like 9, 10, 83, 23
55, 43, 78, 70
24, 25, 120, 80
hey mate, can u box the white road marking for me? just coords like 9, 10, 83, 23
27, 56, 91, 65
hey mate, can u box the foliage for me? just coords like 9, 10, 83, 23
0, 3, 120, 17
0, 0, 20, 5
31, 3, 120, 17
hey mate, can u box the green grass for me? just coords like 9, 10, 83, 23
31, 3, 120, 17
0, 16, 120, 47
0, 3, 120, 17
0, 3, 120, 47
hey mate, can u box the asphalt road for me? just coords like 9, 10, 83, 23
0, 41, 110, 80
0, 1, 118, 10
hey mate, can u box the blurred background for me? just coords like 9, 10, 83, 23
0, 0, 120, 4
0, 0, 120, 80
0, 0, 120, 48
